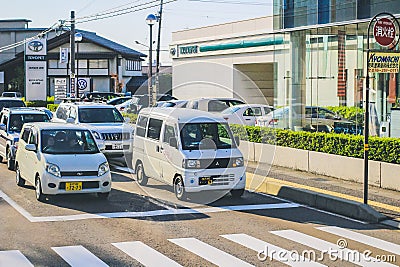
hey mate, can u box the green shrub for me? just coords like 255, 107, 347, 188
47, 104, 59, 112
325, 106, 364, 125
121, 112, 138, 124
47, 96, 55, 104
25, 100, 48, 107
231, 125, 400, 164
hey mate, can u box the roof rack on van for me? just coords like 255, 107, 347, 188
2, 107, 47, 113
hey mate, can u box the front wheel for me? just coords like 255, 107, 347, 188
35, 177, 46, 202
174, 176, 187, 200
7, 150, 15, 170
230, 189, 244, 198
15, 164, 25, 186
136, 163, 148, 186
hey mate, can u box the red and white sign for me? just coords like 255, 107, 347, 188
373, 17, 396, 47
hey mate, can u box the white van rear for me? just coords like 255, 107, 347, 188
132, 107, 246, 200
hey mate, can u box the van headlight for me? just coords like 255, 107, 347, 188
98, 162, 109, 176
46, 163, 61, 177
233, 157, 244, 167
183, 159, 201, 168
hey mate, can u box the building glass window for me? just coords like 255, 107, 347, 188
89, 59, 108, 69
126, 60, 141, 71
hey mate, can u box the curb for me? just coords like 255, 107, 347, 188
247, 178, 387, 224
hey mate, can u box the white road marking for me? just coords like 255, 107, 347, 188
52, 245, 108, 266
221, 233, 326, 266
317, 226, 400, 255
0, 188, 299, 222
0, 250, 33, 267
169, 237, 253, 267
112, 241, 182, 267
271, 230, 397, 267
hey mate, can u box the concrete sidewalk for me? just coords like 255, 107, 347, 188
245, 161, 400, 228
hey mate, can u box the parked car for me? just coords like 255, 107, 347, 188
115, 96, 140, 112
0, 107, 51, 170
221, 104, 274, 126
80, 92, 121, 102
127, 94, 178, 113
186, 97, 245, 113
53, 102, 134, 158
15, 122, 112, 201
1, 91, 22, 98
256, 106, 358, 133
0, 97, 26, 110
159, 100, 188, 108
107, 96, 132, 106
132, 107, 245, 200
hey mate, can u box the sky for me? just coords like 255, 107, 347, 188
0, 0, 272, 65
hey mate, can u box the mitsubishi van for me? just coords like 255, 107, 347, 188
131, 107, 246, 200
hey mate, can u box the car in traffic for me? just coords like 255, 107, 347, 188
15, 122, 112, 201
0, 97, 26, 110
221, 104, 273, 126
1, 91, 22, 98
53, 102, 135, 158
186, 97, 245, 113
256, 105, 359, 133
80, 91, 121, 102
159, 100, 188, 108
132, 107, 245, 200
107, 96, 132, 106
0, 107, 51, 170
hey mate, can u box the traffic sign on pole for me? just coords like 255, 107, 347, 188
373, 17, 396, 47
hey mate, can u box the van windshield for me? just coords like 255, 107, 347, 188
180, 122, 234, 150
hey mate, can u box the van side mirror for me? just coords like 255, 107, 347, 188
169, 137, 178, 148
234, 136, 240, 146
0, 123, 6, 131
25, 144, 37, 152
97, 143, 106, 151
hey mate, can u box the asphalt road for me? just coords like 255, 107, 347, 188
0, 161, 399, 266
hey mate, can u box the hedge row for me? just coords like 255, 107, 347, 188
230, 125, 400, 164
324, 106, 364, 125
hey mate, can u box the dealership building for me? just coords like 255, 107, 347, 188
170, 1, 400, 135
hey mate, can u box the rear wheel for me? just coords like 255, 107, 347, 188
174, 176, 186, 200
7, 149, 14, 170
15, 164, 25, 186
136, 162, 148, 186
230, 189, 244, 198
35, 176, 46, 202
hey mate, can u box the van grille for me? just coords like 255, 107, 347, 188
101, 133, 130, 141
199, 158, 234, 169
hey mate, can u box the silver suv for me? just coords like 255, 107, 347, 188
54, 102, 134, 158
0, 107, 51, 170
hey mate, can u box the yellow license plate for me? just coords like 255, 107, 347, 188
65, 182, 82, 191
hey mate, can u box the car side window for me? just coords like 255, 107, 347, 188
21, 128, 31, 142
163, 125, 176, 145
243, 108, 255, 116
253, 107, 262, 116
28, 130, 38, 145
136, 115, 148, 137
147, 118, 163, 140
2, 115, 8, 129
264, 107, 271, 115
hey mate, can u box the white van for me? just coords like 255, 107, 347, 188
132, 107, 246, 200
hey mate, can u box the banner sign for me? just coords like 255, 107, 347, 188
54, 78, 67, 102
25, 38, 47, 101
368, 52, 400, 73
59, 47, 68, 64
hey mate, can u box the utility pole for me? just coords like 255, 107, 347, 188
154, 0, 164, 98
70, 10, 76, 98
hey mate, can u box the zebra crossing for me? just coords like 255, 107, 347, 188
1, 226, 398, 267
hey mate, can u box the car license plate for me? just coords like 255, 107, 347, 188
199, 177, 213, 185
65, 182, 82, 191
112, 143, 123, 150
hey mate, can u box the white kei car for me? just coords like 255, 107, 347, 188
15, 122, 112, 201
221, 104, 274, 126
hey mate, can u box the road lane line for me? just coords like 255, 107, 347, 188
169, 237, 253, 267
317, 226, 400, 255
0, 188, 300, 222
271, 230, 397, 267
221, 233, 326, 266
51, 245, 108, 266
112, 241, 182, 267
0, 250, 33, 267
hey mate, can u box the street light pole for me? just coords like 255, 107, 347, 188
146, 14, 157, 107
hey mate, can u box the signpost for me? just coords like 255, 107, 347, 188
364, 13, 400, 205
